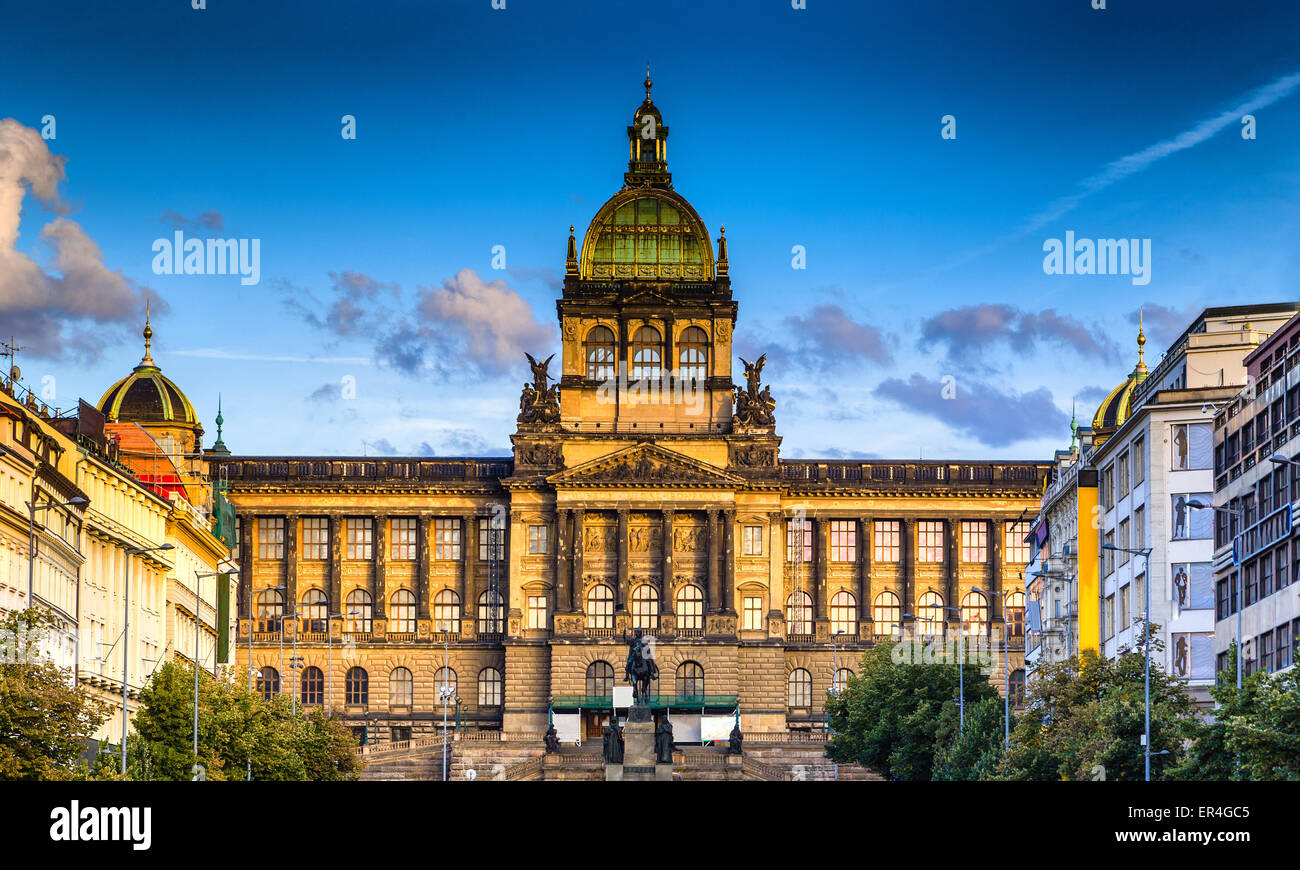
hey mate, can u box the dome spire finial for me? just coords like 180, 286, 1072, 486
137, 301, 157, 370
1134, 307, 1147, 373
644, 63, 652, 101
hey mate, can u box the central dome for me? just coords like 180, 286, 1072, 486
579, 188, 715, 280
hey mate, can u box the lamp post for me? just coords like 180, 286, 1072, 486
193, 566, 237, 763
975, 587, 1012, 749
121, 542, 174, 776
1188, 499, 1246, 692
1102, 543, 1153, 781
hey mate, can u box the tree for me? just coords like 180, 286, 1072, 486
0, 609, 110, 781
825, 641, 997, 781
932, 697, 1009, 781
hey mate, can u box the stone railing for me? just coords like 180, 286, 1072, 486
742, 757, 790, 781
354, 735, 449, 759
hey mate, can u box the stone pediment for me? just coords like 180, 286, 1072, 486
620, 284, 677, 306
548, 443, 742, 488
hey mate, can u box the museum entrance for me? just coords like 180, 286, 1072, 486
583, 710, 613, 741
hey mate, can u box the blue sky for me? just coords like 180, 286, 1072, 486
3, 0, 1300, 459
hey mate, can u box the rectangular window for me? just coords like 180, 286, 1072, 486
1132, 436, 1146, 485
874, 521, 900, 563
1102, 465, 1114, 510
960, 521, 987, 563
1171, 423, 1213, 471
1119, 583, 1130, 631
1118, 519, 1130, 561
1172, 493, 1214, 540
1133, 507, 1145, 551
1103, 531, 1115, 575
786, 519, 812, 563
743, 596, 764, 631
528, 524, 549, 555
257, 517, 285, 560
435, 518, 462, 560
830, 520, 856, 562
527, 595, 547, 630
742, 525, 763, 556
345, 518, 373, 560
479, 517, 506, 561
1004, 521, 1030, 566
390, 518, 417, 561
1104, 594, 1115, 639
917, 521, 944, 563
1118, 452, 1130, 498
301, 517, 329, 560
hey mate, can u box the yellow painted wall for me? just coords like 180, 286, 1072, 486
1076, 485, 1099, 655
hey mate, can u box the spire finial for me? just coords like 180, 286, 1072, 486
644, 64, 652, 101
137, 301, 156, 369
210, 392, 230, 454
1070, 400, 1078, 450
565, 224, 579, 276
1134, 307, 1147, 373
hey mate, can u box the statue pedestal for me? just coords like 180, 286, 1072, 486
605, 705, 672, 781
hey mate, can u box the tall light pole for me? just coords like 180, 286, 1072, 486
193, 566, 237, 763
121, 542, 174, 776
1188, 499, 1246, 692
975, 586, 1011, 749
831, 628, 845, 780
1103, 543, 1152, 780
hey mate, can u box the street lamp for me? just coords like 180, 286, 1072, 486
1102, 543, 1153, 781
974, 586, 1012, 749
121, 542, 174, 776
193, 566, 238, 763
1187, 500, 1246, 692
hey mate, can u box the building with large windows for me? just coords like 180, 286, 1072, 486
208, 78, 1047, 774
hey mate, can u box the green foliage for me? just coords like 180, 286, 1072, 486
0, 609, 110, 781
825, 641, 997, 781
933, 697, 1010, 781
126, 660, 363, 781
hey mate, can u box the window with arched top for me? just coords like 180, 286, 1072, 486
345, 589, 372, 634
1009, 669, 1026, 706
788, 668, 812, 708
586, 584, 615, 629
961, 591, 989, 636
434, 588, 460, 633
478, 589, 504, 635
434, 667, 457, 702
478, 667, 503, 707
916, 591, 945, 637
389, 667, 413, 707
630, 325, 662, 381
299, 589, 327, 634
257, 666, 280, 700
677, 326, 708, 383
345, 667, 368, 705
585, 325, 616, 381
676, 584, 704, 630
832, 668, 854, 695
874, 590, 901, 636
300, 666, 324, 706
255, 589, 284, 633
631, 584, 659, 630
1006, 591, 1025, 638
830, 591, 857, 637
390, 589, 416, 633
586, 661, 614, 697
676, 661, 704, 698
786, 591, 813, 635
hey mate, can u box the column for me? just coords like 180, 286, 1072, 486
990, 518, 1004, 624
328, 513, 344, 613
238, 516, 253, 618
858, 517, 872, 629
372, 515, 387, 617
616, 508, 630, 611
460, 514, 474, 628
815, 517, 829, 621
722, 508, 736, 614
945, 517, 960, 631
556, 509, 571, 612
416, 514, 431, 619
661, 509, 675, 614
664, 315, 676, 384
707, 509, 721, 612
900, 518, 913, 621
571, 509, 585, 612
769, 511, 785, 619
284, 513, 299, 611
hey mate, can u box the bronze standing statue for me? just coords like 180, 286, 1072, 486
624, 627, 659, 703
602, 716, 624, 764
654, 718, 675, 763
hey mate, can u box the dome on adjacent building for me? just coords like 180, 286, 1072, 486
1091, 320, 1149, 436
97, 312, 199, 427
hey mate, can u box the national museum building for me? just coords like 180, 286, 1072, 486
204, 78, 1049, 748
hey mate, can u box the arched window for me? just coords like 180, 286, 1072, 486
832, 667, 854, 695
961, 591, 989, 636
917, 591, 945, 637
586, 661, 614, 697
1006, 591, 1025, 638
345, 667, 368, 705
255, 589, 284, 633
676, 584, 704, 631
434, 667, 457, 703
631, 584, 659, 630
874, 590, 901, 636
299, 589, 327, 634
1009, 668, 1026, 706
788, 668, 812, 708
830, 591, 857, 637
478, 589, 504, 635
478, 667, 503, 707
677, 326, 708, 384
585, 325, 616, 381
300, 666, 324, 706
345, 589, 372, 634
676, 661, 704, 698
389, 667, 413, 707
586, 584, 614, 630
786, 591, 813, 635
434, 588, 461, 633
257, 666, 280, 700
390, 589, 416, 634
630, 325, 662, 381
